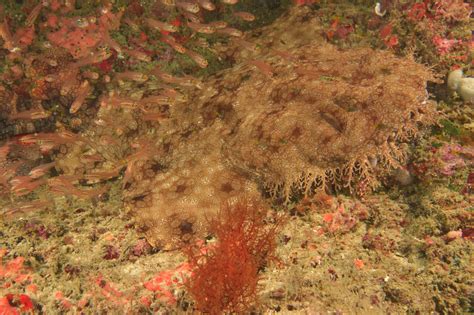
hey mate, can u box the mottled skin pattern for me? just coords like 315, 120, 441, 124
125, 9, 437, 248
222, 44, 435, 201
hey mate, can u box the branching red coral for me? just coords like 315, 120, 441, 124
183, 199, 283, 314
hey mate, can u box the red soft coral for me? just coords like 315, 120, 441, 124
46, 9, 122, 59
47, 21, 102, 59
432, 35, 462, 55
184, 199, 283, 314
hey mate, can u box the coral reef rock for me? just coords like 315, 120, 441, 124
447, 69, 474, 103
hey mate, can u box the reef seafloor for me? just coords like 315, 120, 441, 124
0, 0, 473, 314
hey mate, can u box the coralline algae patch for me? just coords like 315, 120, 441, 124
125, 43, 437, 247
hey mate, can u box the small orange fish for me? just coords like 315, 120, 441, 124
123, 18, 139, 32
80, 153, 104, 164
0, 163, 20, 186
102, 31, 123, 53
73, 50, 112, 68
101, 95, 139, 109
150, 67, 176, 83
64, 0, 76, 11
176, 1, 200, 13
99, 135, 120, 146
38, 141, 56, 155
122, 162, 135, 189
57, 130, 83, 144
187, 22, 215, 34
209, 21, 228, 29
160, 35, 187, 53
70, 80, 91, 114
197, 0, 215, 10
151, 68, 197, 87
141, 112, 168, 121
29, 161, 56, 179
100, 8, 124, 31
84, 169, 120, 182
216, 27, 243, 37
150, 69, 203, 89
3, 200, 52, 216
159, 86, 177, 96
221, 0, 238, 4
185, 50, 208, 68
17, 134, 39, 145
233, 11, 256, 22
48, 175, 81, 191
161, 87, 187, 102
272, 48, 296, 62
48, 176, 108, 198
26, 3, 43, 27
233, 38, 258, 52
125, 147, 152, 163
82, 70, 100, 80
114, 71, 148, 82
44, 74, 57, 82
0, 144, 10, 161
9, 108, 51, 120
146, 18, 178, 33
94, 116, 110, 127
160, 0, 176, 5
0, 20, 16, 51
141, 95, 171, 105
125, 49, 152, 62
182, 12, 202, 23
60, 74, 79, 96
11, 176, 47, 196
177, 75, 203, 89
248, 59, 273, 78
294, 66, 321, 77
130, 139, 151, 149
69, 185, 109, 199
19, 131, 80, 146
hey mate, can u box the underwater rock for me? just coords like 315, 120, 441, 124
457, 78, 474, 103
392, 167, 414, 186
447, 69, 474, 103
447, 69, 463, 91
